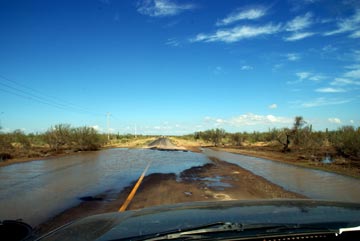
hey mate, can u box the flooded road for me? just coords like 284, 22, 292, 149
203, 149, 360, 202
1, 148, 360, 227
0, 148, 209, 226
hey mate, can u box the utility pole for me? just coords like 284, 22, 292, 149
134, 124, 137, 139
107, 112, 111, 141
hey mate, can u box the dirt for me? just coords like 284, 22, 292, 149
214, 145, 360, 179
33, 157, 303, 237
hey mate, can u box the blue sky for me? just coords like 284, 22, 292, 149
1, 0, 360, 135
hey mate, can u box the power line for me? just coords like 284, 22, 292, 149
0, 73, 104, 117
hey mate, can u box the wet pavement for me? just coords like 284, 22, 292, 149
1, 147, 360, 227
0, 148, 209, 226
203, 148, 360, 202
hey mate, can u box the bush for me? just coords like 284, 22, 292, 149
43, 124, 72, 151
329, 126, 360, 159
72, 126, 102, 151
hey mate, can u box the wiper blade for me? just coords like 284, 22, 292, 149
109, 222, 240, 241
147, 222, 242, 240
111, 222, 347, 241
144, 222, 338, 241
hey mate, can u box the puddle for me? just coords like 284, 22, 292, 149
321, 155, 333, 164
0, 148, 210, 226
201, 176, 232, 190
203, 148, 360, 202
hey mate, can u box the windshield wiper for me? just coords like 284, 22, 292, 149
147, 222, 243, 240
110, 222, 339, 241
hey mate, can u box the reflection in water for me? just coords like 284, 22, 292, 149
1, 148, 359, 227
0, 148, 209, 226
203, 149, 360, 202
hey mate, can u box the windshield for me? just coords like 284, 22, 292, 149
0, 0, 359, 240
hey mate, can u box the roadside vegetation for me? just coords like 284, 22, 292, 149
177, 116, 360, 177
0, 124, 151, 164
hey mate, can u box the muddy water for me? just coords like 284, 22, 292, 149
0, 148, 209, 226
203, 149, 360, 202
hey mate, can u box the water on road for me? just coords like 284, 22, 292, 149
0, 148, 209, 226
1, 148, 360, 227
203, 149, 360, 202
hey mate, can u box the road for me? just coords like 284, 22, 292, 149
0, 148, 208, 226
147, 137, 186, 151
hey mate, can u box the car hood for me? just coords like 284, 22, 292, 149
36, 199, 360, 241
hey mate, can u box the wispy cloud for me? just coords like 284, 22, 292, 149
286, 53, 301, 61
324, 9, 360, 37
216, 7, 267, 26
322, 44, 337, 53
285, 12, 313, 32
296, 72, 312, 80
283, 12, 315, 41
241, 65, 253, 70
137, 0, 195, 17
191, 24, 281, 43
284, 31, 315, 41
288, 72, 325, 84
293, 97, 351, 108
328, 118, 341, 124
350, 30, 360, 38
344, 69, 360, 79
330, 78, 360, 86
165, 38, 180, 47
205, 113, 292, 127
269, 104, 277, 109
213, 66, 225, 75
315, 87, 346, 93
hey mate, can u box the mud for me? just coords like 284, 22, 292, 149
34, 157, 304, 237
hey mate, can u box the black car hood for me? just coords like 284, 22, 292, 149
36, 199, 360, 241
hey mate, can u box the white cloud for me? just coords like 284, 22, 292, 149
285, 12, 313, 32
213, 66, 224, 75
315, 87, 346, 93
91, 125, 100, 130
284, 31, 315, 41
216, 7, 267, 26
229, 113, 292, 126
206, 113, 292, 127
294, 97, 351, 108
328, 118, 341, 124
345, 64, 360, 70
137, 0, 195, 17
344, 69, 360, 79
241, 65, 253, 70
289, 72, 325, 84
269, 104, 277, 109
324, 9, 360, 37
286, 53, 301, 61
350, 120, 355, 124
191, 24, 281, 43
322, 44, 337, 52
272, 63, 283, 71
330, 77, 360, 86
350, 30, 360, 38
296, 72, 312, 80
308, 74, 326, 82
165, 38, 180, 47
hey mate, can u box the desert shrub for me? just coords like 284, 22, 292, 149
329, 126, 360, 159
71, 126, 102, 151
11, 129, 31, 149
43, 124, 72, 151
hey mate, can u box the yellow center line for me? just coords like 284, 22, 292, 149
118, 161, 152, 212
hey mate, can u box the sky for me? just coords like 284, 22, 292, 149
0, 0, 360, 135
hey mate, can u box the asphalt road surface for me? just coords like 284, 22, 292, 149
147, 137, 186, 151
